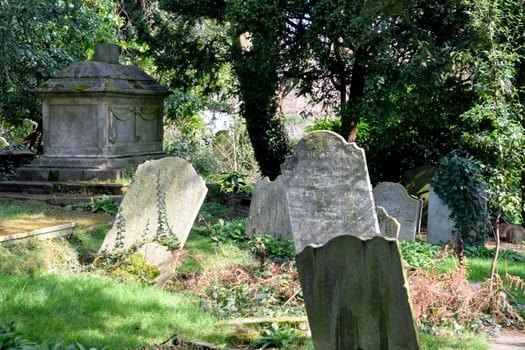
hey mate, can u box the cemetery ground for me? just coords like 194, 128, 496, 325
0, 197, 524, 349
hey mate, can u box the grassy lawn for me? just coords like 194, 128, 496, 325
0, 273, 227, 349
1, 199, 522, 349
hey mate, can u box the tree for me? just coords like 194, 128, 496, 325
121, 0, 291, 179
0, 0, 120, 129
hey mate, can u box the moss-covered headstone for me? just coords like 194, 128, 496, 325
281, 131, 419, 350
98, 157, 207, 286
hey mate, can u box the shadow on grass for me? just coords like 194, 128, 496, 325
0, 273, 222, 349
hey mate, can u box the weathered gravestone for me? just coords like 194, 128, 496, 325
280, 131, 419, 350
373, 182, 423, 241
376, 206, 400, 239
99, 157, 207, 285
245, 176, 291, 238
427, 187, 454, 244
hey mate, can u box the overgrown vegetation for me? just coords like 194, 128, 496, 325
1, 199, 524, 349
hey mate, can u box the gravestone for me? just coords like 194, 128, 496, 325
245, 176, 291, 238
281, 131, 380, 253
99, 157, 207, 285
373, 182, 423, 241
427, 187, 454, 244
376, 206, 400, 239
281, 131, 419, 349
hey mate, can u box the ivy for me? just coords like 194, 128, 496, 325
431, 154, 490, 246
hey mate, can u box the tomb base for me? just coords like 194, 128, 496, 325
16, 153, 164, 181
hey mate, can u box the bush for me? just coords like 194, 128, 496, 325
431, 154, 490, 246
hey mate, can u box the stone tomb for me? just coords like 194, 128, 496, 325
99, 157, 207, 286
373, 182, 423, 241
281, 131, 419, 349
18, 43, 170, 181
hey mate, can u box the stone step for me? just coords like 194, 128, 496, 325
0, 180, 127, 195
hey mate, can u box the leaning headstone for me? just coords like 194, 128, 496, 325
281, 131, 419, 350
99, 157, 207, 285
427, 187, 454, 244
245, 176, 291, 238
373, 182, 423, 241
376, 206, 400, 239
281, 131, 380, 253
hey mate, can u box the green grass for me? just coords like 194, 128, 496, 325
419, 332, 489, 350
0, 273, 227, 349
0, 198, 49, 218
467, 257, 525, 281
0, 199, 510, 349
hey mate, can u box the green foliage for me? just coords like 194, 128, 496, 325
432, 154, 490, 246
400, 239, 442, 269
65, 196, 119, 216
210, 218, 249, 244
0, 0, 121, 127
212, 171, 253, 198
464, 246, 525, 263
253, 323, 304, 349
164, 132, 220, 176
111, 252, 160, 285
305, 118, 342, 135
251, 235, 295, 261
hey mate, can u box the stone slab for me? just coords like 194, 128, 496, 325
0, 222, 77, 242
427, 187, 454, 244
296, 235, 420, 350
245, 176, 291, 238
373, 182, 423, 241
280, 131, 379, 254
99, 157, 207, 252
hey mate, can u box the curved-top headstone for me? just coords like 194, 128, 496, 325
373, 182, 423, 241
280, 130, 380, 254
99, 157, 207, 252
246, 176, 291, 238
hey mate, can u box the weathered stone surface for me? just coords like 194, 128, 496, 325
99, 157, 207, 253
427, 187, 454, 244
245, 176, 291, 238
281, 131, 379, 254
373, 182, 423, 241
296, 235, 420, 350
376, 206, 400, 239
20, 44, 169, 181
284, 131, 419, 350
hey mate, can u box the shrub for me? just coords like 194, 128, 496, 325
431, 154, 490, 246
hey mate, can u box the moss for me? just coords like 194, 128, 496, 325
104, 80, 117, 89
66, 84, 90, 91
112, 252, 160, 284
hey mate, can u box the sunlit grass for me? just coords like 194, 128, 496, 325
0, 273, 228, 349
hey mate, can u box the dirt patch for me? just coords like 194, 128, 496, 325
0, 202, 113, 236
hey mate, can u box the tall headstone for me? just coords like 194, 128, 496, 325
427, 187, 454, 244
281, 131, 419, 350
245, 176, 291, 238
99, 157, 207, 285
373, 182, 423, 241
281, 131, 380, 253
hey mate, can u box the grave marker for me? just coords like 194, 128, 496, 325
99, 157, 207, 285
281, 131, 419, 349
373, 182, 423, 241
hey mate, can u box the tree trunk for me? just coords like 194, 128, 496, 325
341, 50, 366, 143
